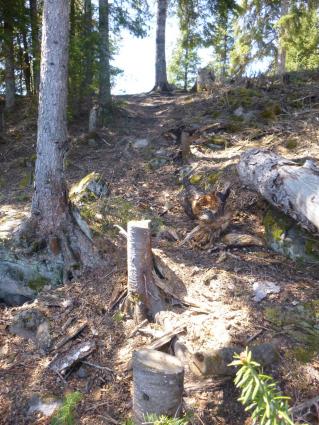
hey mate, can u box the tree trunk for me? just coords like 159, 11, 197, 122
29, 0, 40, 94
99, 0, 112, 126
22, 31, 32, 96
154, 0, 170, 92
4, 17, 15, 110
133, 349, 184, 424
237, 148, 319, 234
126, 221, 165, 323
30, 0, 101, 275
82, 0, 94, 109
278, 0, 289, 78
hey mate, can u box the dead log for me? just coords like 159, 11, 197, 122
133, 349, 184, 424
126, 220, 165, 323
237, 148, 319, 234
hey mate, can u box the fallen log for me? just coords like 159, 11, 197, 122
237, 148, 319, 234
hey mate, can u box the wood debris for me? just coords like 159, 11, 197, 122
48, 340, 96, 375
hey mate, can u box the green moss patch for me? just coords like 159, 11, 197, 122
28, 275, 50, 292
263, 208, 319, 264
264, 303, 319, 363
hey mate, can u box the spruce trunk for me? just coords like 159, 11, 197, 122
29, 0, 40, 94
30, 0, 101, 275
99, 0, 112, 125
4, 18, 15, 110
154, 0, 170, 92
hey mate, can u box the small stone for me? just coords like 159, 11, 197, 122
76, 366, 88, 379
234, 106, 244, 117
132, 138, 149, 149
28, 395, 62, 417
88, 138, 98, 148
252, 281, 281, 302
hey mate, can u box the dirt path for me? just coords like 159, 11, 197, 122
1, 88, 319, 424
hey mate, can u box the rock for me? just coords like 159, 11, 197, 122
0, 248, 63, 306
69, 172, 110, 203
191, 343, 279, 377
263, 208, 319, 264
222, 232, 264, 247
197, 66, 215, 92
252, 280, 281, 302
87, 138, 98, 148
234, 106, 244, 117
36, 320, 52, 352
132, 138, 150, 149
149, 157, 169, 169
28, 394, 62, 417
76, 365, 88, 379
9, 308, 52, 351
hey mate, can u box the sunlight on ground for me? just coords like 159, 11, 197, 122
0, 205, 29, 240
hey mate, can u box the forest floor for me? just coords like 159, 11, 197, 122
1, 74, 319, 425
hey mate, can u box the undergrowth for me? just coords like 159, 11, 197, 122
51, 391, 82, 425
229, 349, 294, 425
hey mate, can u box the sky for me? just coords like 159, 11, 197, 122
111, 10, 212, 95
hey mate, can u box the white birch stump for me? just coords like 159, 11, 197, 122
237, 148, 319, 234
127, 220, 165, 322
133, 349, 184, 424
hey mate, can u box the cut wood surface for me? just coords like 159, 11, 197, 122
127, 221, 164, 322
237, 148, 319, 234
133, 349, 184, 424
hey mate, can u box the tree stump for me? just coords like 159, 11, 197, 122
133, 349, 184, 424
127, 220, 164, 322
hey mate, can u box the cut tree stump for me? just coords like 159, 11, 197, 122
237, 148, 319, 234
133, 349, 184, 424
126, 220, 165, 323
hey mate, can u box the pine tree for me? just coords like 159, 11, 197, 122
154, 0, 170, 91
168, 0, 201, 90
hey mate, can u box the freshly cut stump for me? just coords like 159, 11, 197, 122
133, 349, 184, 424
127, 220, 164, 322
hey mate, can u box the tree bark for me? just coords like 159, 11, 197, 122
82, 0, 94, 109
154, 0, 170, 92
237, 148, 319, 234
133, 349, 184, 424
99, 0, 112, 126
21, 31, 32, 96
277, 0, 289, 78
29, 0, 40, 94
30, 0, 101, 275
4, 16, 15, 110
126, 221, 165, 323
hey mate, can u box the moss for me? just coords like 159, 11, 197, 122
285, 139, 298, 150
290, 346, 315, 363
259, 102, 281, 121
264, 208, 319, 263
225, 121, 245, 133
304, 238, 319, 258
207, 171, 221, 185
19, 172, 33, 189
189, 174, 203, 185
263, 209, 290, 242
0, 177, 5, 188
16, 193, 31, 202
28, 275, 50, 292
264, 303, 319, 363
